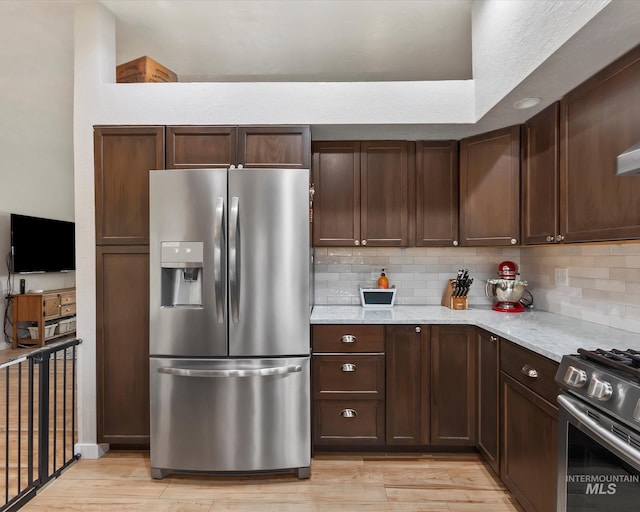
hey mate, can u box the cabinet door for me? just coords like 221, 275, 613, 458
415, 141, 459, 247
237, 126, 310, 169
166, 126, 236, 169
96, 246, 150, 447
477, 330, 500, 474
361, 141, 409, 247
42, 293, 61, 319
94, 126, 165, 245
522, 103, 560, 245
501, 373, 557, 512
385, 325, 428, 445
459, 126, 520, 246
431, 325, 476, 445
560, 46, 640, 242
312, 141, 361, 247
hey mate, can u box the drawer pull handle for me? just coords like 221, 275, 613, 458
522, 365, 538, 379
341, 335, 356, 344
340, 409, 357, 418
341, 363, 356, 372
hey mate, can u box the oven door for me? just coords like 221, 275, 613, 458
557, 393, 640, 512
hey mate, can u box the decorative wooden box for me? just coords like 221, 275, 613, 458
116, 56, 177, 83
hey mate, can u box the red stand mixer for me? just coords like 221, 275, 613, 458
486, 261, 529, 313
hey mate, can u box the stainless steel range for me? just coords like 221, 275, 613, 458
556, 349, 640, 512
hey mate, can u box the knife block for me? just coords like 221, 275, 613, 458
441, 279, 468, 310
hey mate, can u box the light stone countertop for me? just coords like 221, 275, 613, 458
310, 305, 640, 362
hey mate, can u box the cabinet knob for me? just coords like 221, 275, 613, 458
521, 365, 538, 379
354, 240, 360, 246
341, 335, 356, 344
341, 363, 356, 372
490, 335, 498, 342
415, 326, 421, 333
510, 238, 517, 245
556, 234, 565, 242
361, 240, 367, 246
340, 408, 357, 418
452, 240, 459, 247
546, 235, 554, 243
237, 163, 244, 169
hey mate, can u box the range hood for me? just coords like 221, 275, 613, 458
616, 142, 640, 176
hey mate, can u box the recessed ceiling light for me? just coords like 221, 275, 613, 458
514, 97, 542, 110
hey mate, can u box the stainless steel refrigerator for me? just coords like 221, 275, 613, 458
149, 168, 310, 479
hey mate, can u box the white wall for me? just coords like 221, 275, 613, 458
0, 1, 76, 347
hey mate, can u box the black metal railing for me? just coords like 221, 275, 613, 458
0, 338, 81, 512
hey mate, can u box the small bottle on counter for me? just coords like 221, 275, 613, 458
377, 268, 389, 289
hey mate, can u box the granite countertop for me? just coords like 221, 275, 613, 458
310, 305, 640, 363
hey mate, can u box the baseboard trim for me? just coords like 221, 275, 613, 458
75, 442, 109, 459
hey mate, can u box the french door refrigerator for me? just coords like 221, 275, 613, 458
149, 168, 310, 479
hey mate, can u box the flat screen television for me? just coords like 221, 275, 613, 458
10, 214, 75, 273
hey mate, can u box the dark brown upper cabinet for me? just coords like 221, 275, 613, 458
312, 141, 361, 246
94, 126, 165, 245
413, 141, 459, 247
238, 126, 311, 169
522, 103, 560, 245
459, 126, 521, 246
312, 141, 409, 247
560, 45, 640, 242
166, 126, 236, 169
165, 125, 310, 170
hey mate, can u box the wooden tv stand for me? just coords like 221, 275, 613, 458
11, 287, 76, 349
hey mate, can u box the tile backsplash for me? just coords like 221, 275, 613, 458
314, 242, 640, 336
314, 247, 520, 306
520, 242, 640, 335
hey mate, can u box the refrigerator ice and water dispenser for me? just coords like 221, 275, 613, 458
160, 241, 203, 307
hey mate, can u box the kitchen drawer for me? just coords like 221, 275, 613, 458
500, 340, 559, 405
313, 325, 385, 353
60, 304, 76, 316
313, 399, 385, 445
313, 354, 384, 399
60, 292, 75, 305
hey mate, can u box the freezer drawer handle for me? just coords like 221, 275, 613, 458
158, 365, 302, 378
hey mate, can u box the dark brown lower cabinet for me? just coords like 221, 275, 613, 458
314, 399, 385, 446
431, 325, 476, 445
501, 373, 558, 512
385, 325, 429, 445
312, 325, 385, 446
96, 246, 150, 448
477, 330, 500, 474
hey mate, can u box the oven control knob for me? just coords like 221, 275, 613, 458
563, 366, 588, 388
587, 377, 613, 401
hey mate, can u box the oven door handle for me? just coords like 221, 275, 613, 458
558, 394, 640, 467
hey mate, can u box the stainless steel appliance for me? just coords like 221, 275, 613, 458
149, 168, 311, 479
556, 349, 640, 511
485, 261, 529, 313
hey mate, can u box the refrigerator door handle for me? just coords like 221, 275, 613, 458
229, 196, 240, 323
157, 365, 302, 378
214, 196, 225, 323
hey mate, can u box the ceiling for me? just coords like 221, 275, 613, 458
101, 0, 473, 83
94, 0, 640, 139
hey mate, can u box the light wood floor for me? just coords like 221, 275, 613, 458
19, 451, 523, 511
